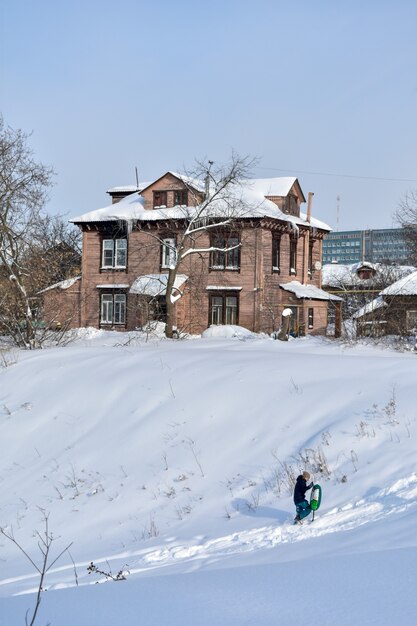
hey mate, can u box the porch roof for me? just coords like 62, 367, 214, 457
280, 281, 343, 301
352, 296, 387, 319
129, 274, 188, 296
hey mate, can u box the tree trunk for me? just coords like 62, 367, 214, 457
164, 268, 177, 338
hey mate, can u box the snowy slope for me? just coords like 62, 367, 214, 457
1, 330, 417, 625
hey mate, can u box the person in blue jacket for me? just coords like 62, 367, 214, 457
293, 471, 313, 524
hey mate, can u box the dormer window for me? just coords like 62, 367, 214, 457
153, 191, 167, 208
284, 194, 298, 216
174, 190, 188, 206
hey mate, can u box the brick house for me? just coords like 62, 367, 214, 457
42, 171, 342, 336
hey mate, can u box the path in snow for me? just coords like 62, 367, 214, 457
2, 473, 416, 595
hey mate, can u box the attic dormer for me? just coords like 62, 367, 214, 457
139, 172, 205, 211
356, 262, 377, 280
264, 179, 305, 217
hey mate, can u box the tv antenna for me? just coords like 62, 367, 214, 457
135, 166, 139, 189
336, 195, 340, 231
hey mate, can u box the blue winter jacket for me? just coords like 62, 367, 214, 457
293, 475, 312, 505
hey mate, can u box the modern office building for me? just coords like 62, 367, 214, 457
322, 228, 411, 265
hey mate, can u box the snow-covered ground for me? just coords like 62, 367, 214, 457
1, 329, 417, 625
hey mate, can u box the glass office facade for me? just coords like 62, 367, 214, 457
322, 228, 411, 265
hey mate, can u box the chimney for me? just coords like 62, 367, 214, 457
307, 192, 314, 223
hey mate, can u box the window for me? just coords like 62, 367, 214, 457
209, 293, 239, 325
308, 240, 314, 277
153, 191, 167, 208
101, 293, 126, 325
308, 307, 314, 329
272, 235, 281, 273
284, 194, 298, 216
210, 233, 240, 270
161, 237, 177, 268
289, 236, 297, 275
406, 310, 417, 332
174, 190, 188, 206
102, 238, 127, 269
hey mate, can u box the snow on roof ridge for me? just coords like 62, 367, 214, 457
107, 185, 141, 193
380, 269, 417, 296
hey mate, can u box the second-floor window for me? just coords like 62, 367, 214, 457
102, 238, 127, 269
289, 236, 297, 275
210, 233, 240, 270
272, 235, 281, 273
308, 240, 314, 277
161, 237, 178, 268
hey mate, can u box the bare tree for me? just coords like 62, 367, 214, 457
1, 513, 73, 626
139, 154, 256, 338
0, 117, 80, 347
395, 191, 417, 264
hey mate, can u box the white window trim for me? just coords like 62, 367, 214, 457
161, 238, 177, 269
100, 293, 127, 325
101, 238, 127, 269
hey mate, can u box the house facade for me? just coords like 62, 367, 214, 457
322, 262, 415, 327
43, 172, 342, 336
353, 270, 417, 337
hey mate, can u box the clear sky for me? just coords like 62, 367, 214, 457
1, 0, 417, 231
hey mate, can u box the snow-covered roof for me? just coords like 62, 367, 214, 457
38, 276, 81, 294
96, 283, 130, 289
380, 270, 417, 296
322, 263, 415, 288
246, 176, 298, 198
106, 185, 143, 194
71, 176, 331, 232
129, 274, 188, 296
280, 281, 343, 301
206, 285, 242, 291
352, 296, 388, 319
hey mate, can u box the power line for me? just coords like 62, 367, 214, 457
254, 166, 417, 184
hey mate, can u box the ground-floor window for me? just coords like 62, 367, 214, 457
209, 293, 239, 325
100, 293, 126, 325
406, 310, 417, 332
308, 307, 314, 329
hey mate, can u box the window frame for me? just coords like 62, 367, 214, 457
161, 237, 178, 269
308, 240, 314, 278
173, 189, 188, 206
406, 310, 417, 332
101, 238, 127, 270
272, 234, 281, 273
153, 190, 168, 208
208, 292, 239, 326
209, 232, 240, 271
100, 292, 127, 326
289, 236, 297, 275
308, 307, 314, 329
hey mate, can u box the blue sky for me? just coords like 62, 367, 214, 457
1, 0, 417, 230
